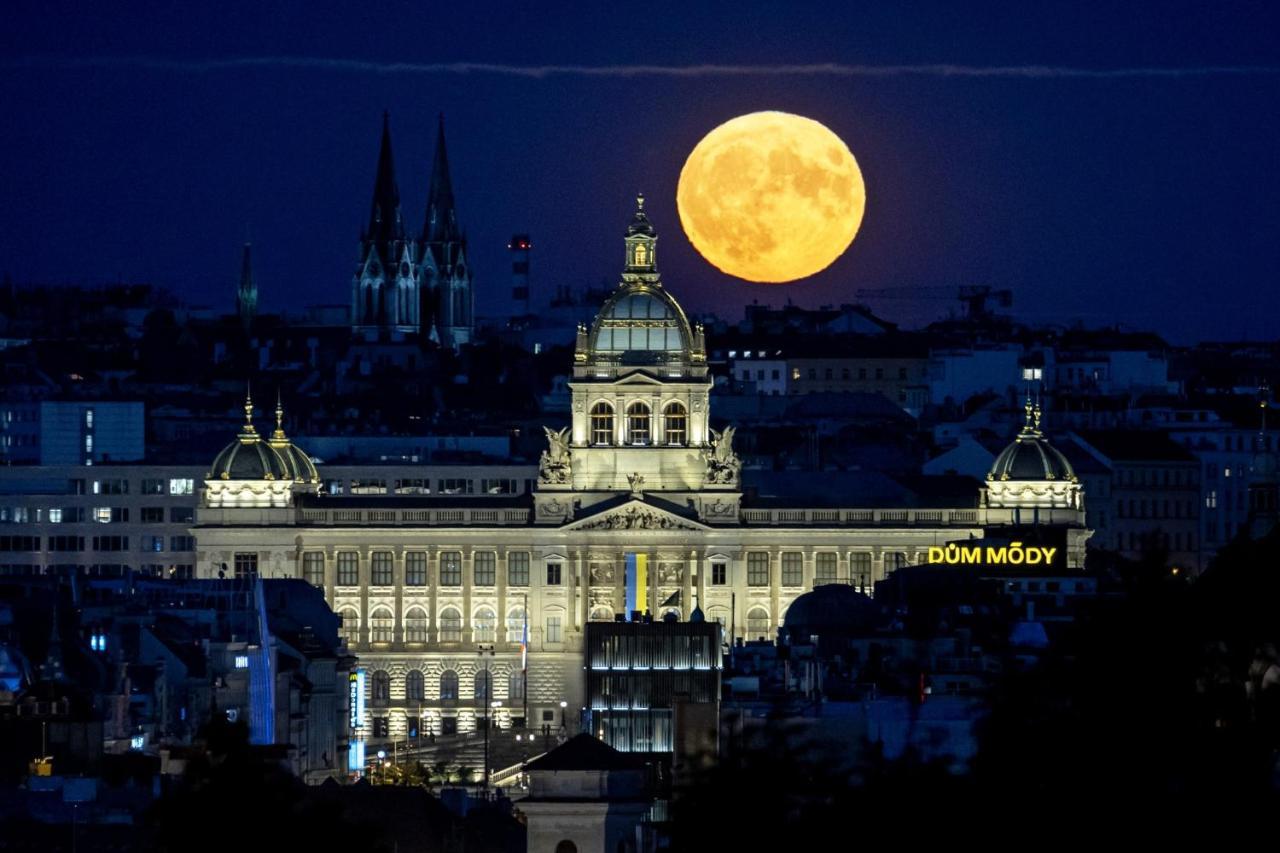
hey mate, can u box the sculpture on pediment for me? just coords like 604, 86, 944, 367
580, 507, 697, 531
656, 562, 683, 583
538, 426, 573, 484
704, 426, 742, 485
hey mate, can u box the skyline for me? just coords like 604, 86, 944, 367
2, 2, 1279, 342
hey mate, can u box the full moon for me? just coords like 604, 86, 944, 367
676, 111, 865, 283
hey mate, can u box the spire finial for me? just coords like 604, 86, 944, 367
271, 389, 289, 443
238, 382, 260, 440
636, 192, 645, 211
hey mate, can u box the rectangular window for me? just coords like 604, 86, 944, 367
371, 551, 393, 586
481, 479, 518, 494
144, 535, 165, 552
169, 535, 195, 552
169, 506, 195, 524
68, 479, 86, 495
168, 478, 195, 495
438, 479, 473, 495
711, 562, 727, 585
234, 552, 258, 579
337, 552, 359, 586
850, 552, 873, 592
94, 507, 128, 524
141, 478, 165, 495
546, 562, 562, 586
815, 553, 837, 585
474, 551, 496, 586
781, 552, 803, 586
394, 478, 431, 494
94, 479, 129, 495
350, 478, 387, 495
546, 615, 562, 643
747, 552, 770, 586
405, 552, 427, 586
0, 536, 39, 551
303, 552, 325, 586
440, 551, 462, 586
508, 551, 530, 586
141, 507, 165, 523
91, 535, 128, 551
48, 535, 84, 552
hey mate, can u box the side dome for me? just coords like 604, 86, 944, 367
210, 436, 290, 481
988, 401, 1076, 482
266, 396, 320, 484
209, 394, 291, 481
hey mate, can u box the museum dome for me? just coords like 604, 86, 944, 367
583, 196, 699, 365
988, 400, 1076, 483
266, 396, 320, 484
209, 393, 291, 482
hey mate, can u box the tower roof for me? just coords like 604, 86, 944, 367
423, 114, 461, 245
626, 193, 656, 238
239, 243, 255, 296
267, 392, 320, 484
364, 111, 404, 247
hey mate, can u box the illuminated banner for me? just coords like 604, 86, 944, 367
348, 669, 366, 773
625, 553, 648, 617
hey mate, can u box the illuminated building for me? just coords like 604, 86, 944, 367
193, 198, 1091, 747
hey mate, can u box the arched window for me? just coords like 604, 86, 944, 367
370, 607, 394, 643
405, 669, 425, 701
590, 605, 614, 622
474, 669, 493, 703
506, 607, 527, 643
663, 402, 687, 446
371, 670, 391, 706
747, 607, 771, 640
404, 607, 428, 643
556, 841, 578, 853
440, 607, 462, 643
440, 670, 459, 701
627, 402, 651, 446
338, 607, 359, 646
474, 607, 497, 643
707, 606, 729, 632
590, 402, 614, 446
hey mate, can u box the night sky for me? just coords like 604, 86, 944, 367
2, 1, 1279, 343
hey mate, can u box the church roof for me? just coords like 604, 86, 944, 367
364, 111, 405, 248
422, 114, 461, 246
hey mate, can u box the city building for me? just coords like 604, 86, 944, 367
192, 199, 1091, 750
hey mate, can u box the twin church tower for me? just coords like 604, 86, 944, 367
351, 112, 474, 347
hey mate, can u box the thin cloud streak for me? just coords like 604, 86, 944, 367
6, 55, 1280, 80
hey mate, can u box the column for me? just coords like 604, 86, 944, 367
462, 547, 473, 644
394, 546, 405, 645
769, 550, 781, 635
428, 548, 439, 644
497, 549, 508, 645
683, 548, 695, 617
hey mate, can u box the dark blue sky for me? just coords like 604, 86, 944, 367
2, 1, 1279, 342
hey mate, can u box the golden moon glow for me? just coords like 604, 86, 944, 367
677, 111, 865, 283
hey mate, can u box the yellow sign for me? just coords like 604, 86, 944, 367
927, 541, 1058, 567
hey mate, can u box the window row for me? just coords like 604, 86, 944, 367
589, 401, 686, 446
368, 668, 526, 704
316, 551, 546, 587
338, 605, 535, 644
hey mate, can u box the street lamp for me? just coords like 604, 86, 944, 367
477, 643, 495, 789
377, 749, 386, 784
559, 700, 568, 733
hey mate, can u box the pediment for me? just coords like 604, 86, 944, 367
562, 498, 708, 532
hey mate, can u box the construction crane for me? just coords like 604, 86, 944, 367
855, 285, 1013, 321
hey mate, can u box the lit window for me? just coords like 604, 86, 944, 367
663, 402, 687, 446
626, 402, 650, 445
474, 607, 497, 643
591, 402, 614, 446
168, 478, 195, 495
234, 655, 249, 669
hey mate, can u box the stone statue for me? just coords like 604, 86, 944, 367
538, 426, 572, 484
704, 426, 742, 485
